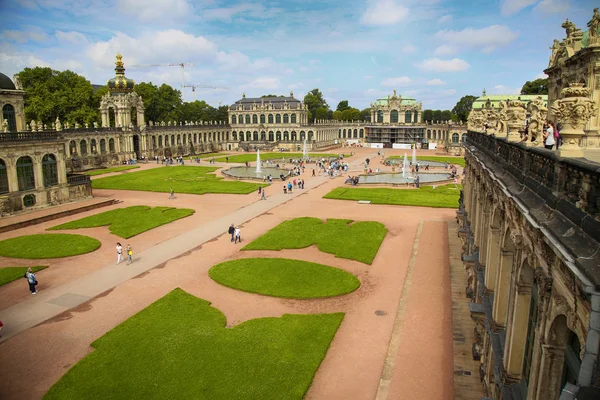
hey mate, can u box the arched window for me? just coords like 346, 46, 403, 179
100, 139, 106, 153
109, 138, 115, 152
171, 135, 175, 145
359, 129, 364, 138
269, 132, 274, 141
177, 134, 181, 144
390, 110, 399, 123
452, 133, 459, 143
42, 154, 58, 187
90, 139, 97, 153
232, 115, 237, 124
80, 140, 88, 155
276, 114, 281, 124
2, 104, 16, 132
377, 110, 383, 123
260, 114, 265, 124
353, 129, 358, 138
462, 134, 467, 143
158, 136, 163, 147
252, 114, 258, 124
203, 133, 207, 142
16, 156, 35, 191
308, 131, 313, 141
268, 114, 274, 124
343, 129, 346, 138
405, 111, 412, 123
283, 114, 289, 124
183, 134, 187, 145
253, 131, 259, 141
260, 131, 266, 141
276, 132, 281, 141
69, 140, 77, 156
232, 132, 237, 141
291, 114, 296, 124
245, 114, 251, 124
413, 111, 418, 123
338, 129, 341, 138
0, 159, 8, 194
283, 131, 289, 141
427, 129, 431, 139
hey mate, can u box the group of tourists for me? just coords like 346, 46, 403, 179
518, 121, 561, 150
159, 156, 185, 165
282, 178, 305, 194
228, 223, 242, 243
116, 242, 134, 265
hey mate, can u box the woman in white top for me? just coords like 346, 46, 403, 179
116, 242, 123, 264
544, 123, 555, 150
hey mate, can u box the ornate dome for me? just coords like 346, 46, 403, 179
0, 73, 16, 90
106, 53, 135, 93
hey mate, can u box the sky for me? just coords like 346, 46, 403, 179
0, 0, 597, 110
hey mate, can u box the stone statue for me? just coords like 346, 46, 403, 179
55, 116, 61, 130
74, 122, 80, 129
26, 123, 31, 131
2, 119, 8, 133
562, 19, 577, 38
85, 122, 89, 129
13, 74, 23, 90
588, 8, 599, 38
527, 97, 548, 145
549, 39, 560, 66
167, 121, 172, 126
41, 123, 46, 131
93, 121, 98, 128
65, 121, 70, 130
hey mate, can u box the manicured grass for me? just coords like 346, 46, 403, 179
92, 166, 265, 195
0, 234, 101, 259
196, 152, 228, 159
387, 155, 465, 167
210, 258, 360, 299
215, 153, 350, 163
0, 266, 48, 286
44, 289, 344, 400
48, 206, 195, 239
83, 166, 140, 176
243, 217, 386, 264
323, 184, 462, 208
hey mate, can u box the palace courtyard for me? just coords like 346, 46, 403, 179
0, 147, 477, 400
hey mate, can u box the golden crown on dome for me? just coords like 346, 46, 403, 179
106, 53, 135, 93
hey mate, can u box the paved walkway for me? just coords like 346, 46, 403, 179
0, 153, 373, 343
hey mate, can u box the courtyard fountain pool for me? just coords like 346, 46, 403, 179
222, 166, 289, 180
358, 173, 452, 185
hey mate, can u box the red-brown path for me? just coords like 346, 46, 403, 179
0, 147, 463, 400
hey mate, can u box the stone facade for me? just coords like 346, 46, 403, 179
0, 73, 26, 133
370, 89, 422, 124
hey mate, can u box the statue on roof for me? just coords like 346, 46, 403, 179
13, 74, 23, 90
588, 8, 599, 38
482, 88, 486, 97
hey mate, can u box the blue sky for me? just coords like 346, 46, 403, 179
0, 0, 596, 110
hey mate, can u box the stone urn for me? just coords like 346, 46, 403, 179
551, 83, 598, 157
505, 100, 527, 142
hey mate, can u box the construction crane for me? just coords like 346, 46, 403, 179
183, 84, 230, 101
129, 63, 194, 100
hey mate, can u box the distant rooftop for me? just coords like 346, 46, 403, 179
472, 93, 548, 109
231, 95, 302, 111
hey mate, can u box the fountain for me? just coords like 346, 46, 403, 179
412, 144, 417, 165
402, 154, 408, 178
256, 149, 262, 174
302, 139, 308, 160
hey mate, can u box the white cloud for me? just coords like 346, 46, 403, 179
55, 31, 88, 45
417, 58, 470, 72
492, 84, 521, 94
434, 44, 457, 56
500, 0, 538, 16
439, 14, 452, 23
201, 3, 282, 22
117, 0, 192, 22
241, 77, 281, 90
381, 76, 412, 87
1, 29, 49, 43
427, 78, 446, 86
360, 0, 409, 26
435, 25, 519, 53
0, 52, 50, 76
534, 0, 570, 14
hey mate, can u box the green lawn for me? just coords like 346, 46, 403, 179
44, 289, 344, 400
0, 266, 48, 286
48, 206, 195, 239
215, 153, 350, 163
83, 166, 140, 176
387, 155, 465, 167
92, 166, 265, 195
323, 184, 461, 208
242, 217, 386, 264
0, 234, 101, 259
209, 258, 360, 299
195, 152, 229, 159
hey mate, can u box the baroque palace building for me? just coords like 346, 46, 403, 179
460, 9, 600, 400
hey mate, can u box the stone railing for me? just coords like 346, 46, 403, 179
0, 131, 63, 142
145, 123, 229, 131
67, 174, 91, 185
466, 130, 600, 235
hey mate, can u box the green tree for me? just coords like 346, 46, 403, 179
303, 89, 330, 121
521, 78, 548, 95
341, 108, 361, 121
441, 110, 452, 121
452, 95, 477, 122
360, 108, 371, 121
432, 110, 442, 122
18, 67, 100, 126
422, 109, 433, 122
336, 100, 350, 112
332, 110, 343, 120
261, 94, 285, 98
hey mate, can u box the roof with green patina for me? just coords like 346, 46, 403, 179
374, 96, 418, 107
472, 94, 548, 109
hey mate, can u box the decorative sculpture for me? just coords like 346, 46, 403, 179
505, 100, 527, 142
65, 121, 70, 130
93, 121, 98, 128
2, 120, 8, 133
74, 122, 80, 129
85, 122, 89, 129
526, 97, 548, 146
551, 83, 598, 157
588, 8, 599, 38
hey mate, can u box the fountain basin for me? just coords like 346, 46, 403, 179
386, 159, 447, 167
222, 166, 289, 180
358, 173, 452, 185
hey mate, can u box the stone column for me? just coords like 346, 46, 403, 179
492, 249, 514, 327
551, 83, 598, 158
506, 100, 526, 142
33, 157, 44, 190
534, 344, 565, 400
7, 160, 19, 192
504, 281, 532, 377
485, 227, 501, 290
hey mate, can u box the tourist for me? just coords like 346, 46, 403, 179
544, 122, 555, 150
287, 182, 293, 193
226, 156, 229, 163
228, 223, 235, 242
126, 244, 133, 264
116, 242, 123, 264
283, 185, 287, 194
169, 187, 175, 200
25, 267, 38, 295
261, 189, 267, 200
234, 226, 241, 244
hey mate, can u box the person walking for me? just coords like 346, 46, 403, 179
169, 187, 175, 200
234, 226, 241, 244
25, 267, 38, 294
126, 244, 133, 264
228, 223, 235, 242
544, 123, 555, 150
261, 189, 267, 200
116, 242, 123, 264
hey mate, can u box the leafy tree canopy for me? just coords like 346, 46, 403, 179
303, 89, 330, 121
451, 95, 477, 122
360, 108, 371, 122
336, 100, 350, 112
520, 78, 548, 95
261, 94, 285, 98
